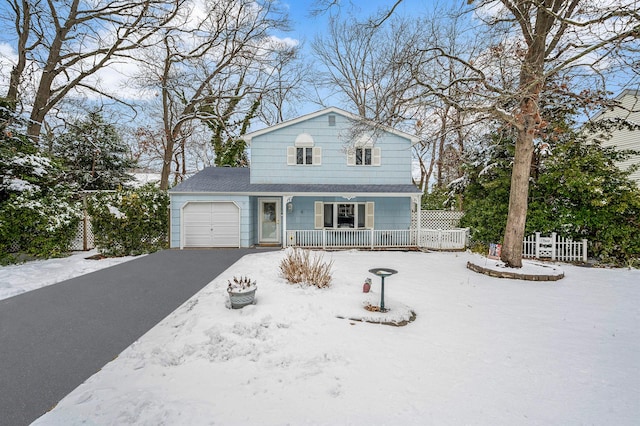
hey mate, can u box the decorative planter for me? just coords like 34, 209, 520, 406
363, 278, 372, 293
228, 288, 257, 309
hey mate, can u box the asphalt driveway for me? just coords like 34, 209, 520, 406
0, 248, 262, 426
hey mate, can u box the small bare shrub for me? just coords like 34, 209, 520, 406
280, 248, 333, 288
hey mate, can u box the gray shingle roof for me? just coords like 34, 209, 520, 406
169, 167, 421, 195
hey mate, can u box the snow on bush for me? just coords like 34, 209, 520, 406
0, 192, 82, 263
87, 183, 169, 256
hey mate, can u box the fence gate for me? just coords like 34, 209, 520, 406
522, 232, 587, 262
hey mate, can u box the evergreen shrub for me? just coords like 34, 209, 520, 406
87, 183, 169, 256
0, 193, 81, 264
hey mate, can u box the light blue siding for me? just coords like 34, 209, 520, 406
170, 194, 252, 248
250, 112, 413, 185
285, 196, 412, 230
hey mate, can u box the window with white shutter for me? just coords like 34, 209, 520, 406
316, 202, 374, 229
289, 133, 320, 165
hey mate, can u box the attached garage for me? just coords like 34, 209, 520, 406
182, 202, 240, 248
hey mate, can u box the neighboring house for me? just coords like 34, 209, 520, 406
168, 107, 424, 248
591, 89, 640, 185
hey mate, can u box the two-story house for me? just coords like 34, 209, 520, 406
591, 89, 640, 186
168, 107, 422, 248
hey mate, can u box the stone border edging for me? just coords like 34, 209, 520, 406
466, 261, 564, 281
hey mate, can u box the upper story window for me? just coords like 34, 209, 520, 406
288, 133, 322, 166
355, 147, 372, 165
297, 147, 313, 164
347, 135, 381, 166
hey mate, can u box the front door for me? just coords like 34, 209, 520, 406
259, 198, 281, 245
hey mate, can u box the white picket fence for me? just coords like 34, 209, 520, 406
523, 232, 587, 262
286, 228, 469, 250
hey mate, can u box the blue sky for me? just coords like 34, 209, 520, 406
283, 0, 431, 44
274, 0, 434, 114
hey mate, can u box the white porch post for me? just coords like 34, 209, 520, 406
282, 196, 291, 247
414, 195, 421, 247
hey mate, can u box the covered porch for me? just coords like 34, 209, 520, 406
265, 193, 468, 251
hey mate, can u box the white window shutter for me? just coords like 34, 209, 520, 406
313, 147, 322, 165
365, 202, 375, 228
347, 148, 355, 166
372, 147, 381, 166
314, 202, 324, 229
287, 146, 296, 165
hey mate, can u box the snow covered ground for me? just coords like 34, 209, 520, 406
11, 249, 634, 425
0, 250, 139, 301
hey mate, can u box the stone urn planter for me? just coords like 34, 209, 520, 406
227, 276, 257, 309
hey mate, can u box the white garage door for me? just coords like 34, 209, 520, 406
183, 202, 240, 247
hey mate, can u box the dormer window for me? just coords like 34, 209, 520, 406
287, 133, 322, 166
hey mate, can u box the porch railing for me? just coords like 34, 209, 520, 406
286, 228, 468, 250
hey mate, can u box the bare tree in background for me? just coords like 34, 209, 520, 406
201, 38, 305, 167
312, 12, 487, 193
132, 0, 292, 189
312, 15, 422, 123
257, 43, 311, 126
312, 15, 434, 188
1, 0, 182, 141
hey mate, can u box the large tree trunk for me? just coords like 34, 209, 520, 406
501, 122, 535, 267
499, 1, 552, 268
159, 136, 175, 190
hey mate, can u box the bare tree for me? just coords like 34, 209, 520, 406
2, 0, 183, 141
312, 12, 488, 193
133, 0, 291, 189
312, 14, 438, 190
312, 15, 422, 124
408, 0, 639, 267
4, 0, 38, 107
257, 43, 311, 126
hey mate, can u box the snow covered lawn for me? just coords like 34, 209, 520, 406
27, 250, 640, 425
0, 250, 139, 301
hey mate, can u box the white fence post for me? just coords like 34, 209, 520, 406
582, 239, 588, 262
535, 232, 540, 258
551, 232, 557, 260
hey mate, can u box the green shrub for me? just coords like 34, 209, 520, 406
87, 184, 169, 256
0, 192, 81, 264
